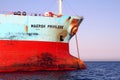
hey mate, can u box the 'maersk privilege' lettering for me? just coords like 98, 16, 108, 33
31, 24, 64, 29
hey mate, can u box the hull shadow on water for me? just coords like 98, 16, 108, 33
0, 70, 80, 80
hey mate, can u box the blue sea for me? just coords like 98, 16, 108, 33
0, 61, 120, 80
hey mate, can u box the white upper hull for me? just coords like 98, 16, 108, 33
0, 14, 83, 43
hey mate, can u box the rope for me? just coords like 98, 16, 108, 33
64, 0, 79, 16
75, 34, 80, 59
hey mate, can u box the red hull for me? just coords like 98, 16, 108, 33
0, 40, 86, 72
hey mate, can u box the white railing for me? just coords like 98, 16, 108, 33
0, 11, 44, 16
0, 11, 62, 17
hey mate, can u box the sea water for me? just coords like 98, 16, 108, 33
0, 61, 120, 80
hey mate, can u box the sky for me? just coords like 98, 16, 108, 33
0, 0, 120, 61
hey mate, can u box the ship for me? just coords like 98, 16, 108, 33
0, 0, 86, 72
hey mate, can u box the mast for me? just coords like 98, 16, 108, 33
58, 0, 63, 15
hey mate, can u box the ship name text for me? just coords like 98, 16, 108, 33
31, 24, 64, 29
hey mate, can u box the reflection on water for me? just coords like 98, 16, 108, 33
0, 61, 120, 80
0, 71, 74, 80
